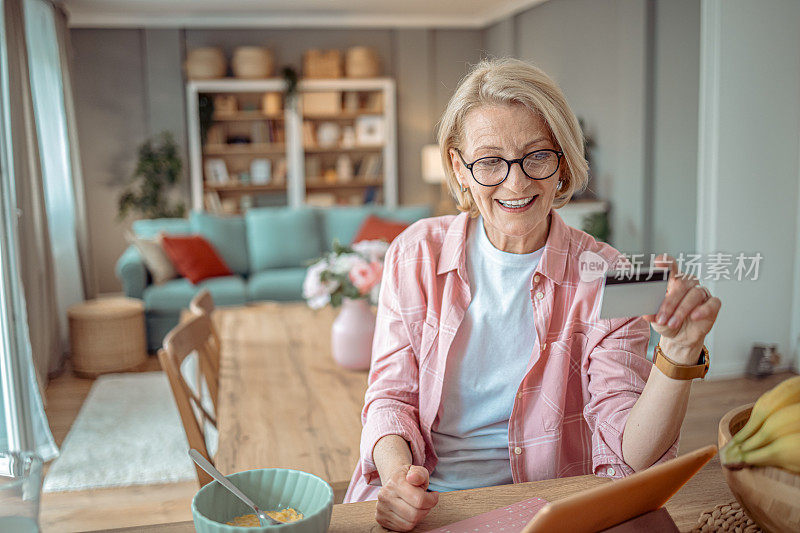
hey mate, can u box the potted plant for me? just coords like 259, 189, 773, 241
118, 132, 186, 220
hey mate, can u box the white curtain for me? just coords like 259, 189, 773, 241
23, 0, 84, 347
0, 0, 58, 459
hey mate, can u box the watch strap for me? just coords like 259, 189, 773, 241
653, 343, 709, 380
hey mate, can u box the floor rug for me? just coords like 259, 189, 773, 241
43, 371, 196, 492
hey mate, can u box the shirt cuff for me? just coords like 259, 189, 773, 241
593, 426, 681, 480
360, 402, 426, 487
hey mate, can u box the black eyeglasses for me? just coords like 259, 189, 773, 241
456, 148, 564, 187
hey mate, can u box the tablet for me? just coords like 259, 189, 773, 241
521, 445, 717, 533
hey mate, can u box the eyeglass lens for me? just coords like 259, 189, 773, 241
472, 151, 560, 185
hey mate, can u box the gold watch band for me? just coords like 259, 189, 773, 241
653, 343, 709, 380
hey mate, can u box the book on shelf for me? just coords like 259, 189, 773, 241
204, 191, 223, 213
302, 121, 315, 147
357, 154, 382, 180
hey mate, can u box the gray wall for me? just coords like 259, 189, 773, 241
483, 0, 702, 260
482, 0, 650, 254
651, 0, 700, 257
72, 29, 149, 295
696, 0, 800, 376
71, 27, 483, 293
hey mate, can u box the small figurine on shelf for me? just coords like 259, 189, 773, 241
251, 159, 272, 184
336, 155, 354, 182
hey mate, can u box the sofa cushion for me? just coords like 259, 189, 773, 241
318, 205, 432, 248
353, 214, 410, 244
245, 207, 321, 271
160, 234, 232, 284
190, 211, 249, 276
143, 275, 247, 314
132, 218, 191, 239
126, 232, 177, 284
247, 268, 306, 301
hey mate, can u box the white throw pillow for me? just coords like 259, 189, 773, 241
126, 231, 178, 285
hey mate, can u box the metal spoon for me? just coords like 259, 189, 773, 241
189, 449, 281, 527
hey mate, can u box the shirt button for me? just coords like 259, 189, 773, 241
607, 467, 616, 476
535, 291, 544, 300
514, 447, 523, 455
533, 274, 540, 283
541, 342, 547, 351
517, 392, 523, 399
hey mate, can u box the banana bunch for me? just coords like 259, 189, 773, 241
720, 375, 800, 473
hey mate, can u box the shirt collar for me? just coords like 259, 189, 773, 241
437, 208, 571, 285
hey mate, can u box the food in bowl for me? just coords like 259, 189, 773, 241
720, 375, 800, 472
226, 508, 304, 526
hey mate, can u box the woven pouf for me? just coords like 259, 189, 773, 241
692, 501, 761, 532
68, 297, 147, 377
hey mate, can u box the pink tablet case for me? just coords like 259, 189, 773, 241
425, 496, 549, 532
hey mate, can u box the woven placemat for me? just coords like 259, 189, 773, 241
692, 501, 761, 532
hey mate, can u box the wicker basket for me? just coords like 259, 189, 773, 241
345, 46, 380, 78
184, 47, 226, 80
68, 298, 147, 377
303, 49, 343, 78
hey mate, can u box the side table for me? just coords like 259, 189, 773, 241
67, 297, 148, 377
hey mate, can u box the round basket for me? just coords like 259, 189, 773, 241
68, 298, 147, 377
345, 46, 380, 78
232, 47, 274, 79
185, 48, 226, 80
718, 404, 800, 532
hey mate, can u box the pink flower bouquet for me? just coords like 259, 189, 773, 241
303, 240, 389, 309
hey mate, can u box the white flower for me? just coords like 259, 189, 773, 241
329, 252, 363, 275
352, 240, 390, 263
303, 259, 339, 309
369, 282, 381, 306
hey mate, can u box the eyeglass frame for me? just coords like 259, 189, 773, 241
455, 148, 564, 187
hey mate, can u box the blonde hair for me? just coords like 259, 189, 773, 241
436, 57, 589, 216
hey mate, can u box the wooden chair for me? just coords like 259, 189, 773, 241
189, 289, 221, 372
158, 313, 220, 486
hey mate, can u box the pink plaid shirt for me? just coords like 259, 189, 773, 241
343, 208, 679, 503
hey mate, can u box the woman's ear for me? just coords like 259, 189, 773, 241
449, 148, 467, 188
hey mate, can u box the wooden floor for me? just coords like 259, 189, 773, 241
39, 358, 796, 532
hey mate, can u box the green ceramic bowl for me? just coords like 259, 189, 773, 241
191, 468, 333, 532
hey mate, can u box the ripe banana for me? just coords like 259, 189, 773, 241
721, 402, 800, 465
730, 375, 800, 446
723, 433, 800, 473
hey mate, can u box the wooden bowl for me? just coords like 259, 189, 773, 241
718, 403, 800, 532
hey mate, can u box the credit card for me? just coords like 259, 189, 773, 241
598, 267, 670, 319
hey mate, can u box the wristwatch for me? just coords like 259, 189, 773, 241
653, 342, 709, 380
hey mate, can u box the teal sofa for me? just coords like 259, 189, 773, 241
116, 205, 431, 351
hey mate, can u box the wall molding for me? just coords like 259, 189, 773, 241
65, 0, 548, 29
695, 0, 721, 357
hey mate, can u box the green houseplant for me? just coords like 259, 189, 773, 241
118, 132, 186, 220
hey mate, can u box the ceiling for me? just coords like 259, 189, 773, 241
60, 0, 548, 28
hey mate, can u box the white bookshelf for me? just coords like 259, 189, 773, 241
186, 78, 398, 213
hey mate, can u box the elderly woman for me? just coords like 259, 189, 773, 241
343, 58, 720, 532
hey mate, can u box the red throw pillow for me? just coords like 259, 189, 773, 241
352, 214, 409, 244
159, 234, 232, 284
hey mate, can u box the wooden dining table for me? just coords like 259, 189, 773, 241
132, 302, 738, 532
106, 457, 734, 532
211, 302, 369, 498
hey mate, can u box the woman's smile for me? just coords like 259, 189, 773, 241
495, 194, 539, 212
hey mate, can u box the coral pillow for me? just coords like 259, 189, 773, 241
159, 234, 232, 284
352, 215, 409, 244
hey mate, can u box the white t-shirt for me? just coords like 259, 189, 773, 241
428, 216, 544, 492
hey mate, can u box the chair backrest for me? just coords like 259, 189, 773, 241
189, 289, 221, 379
159, 313, 219, 486
190, 288, 215, 316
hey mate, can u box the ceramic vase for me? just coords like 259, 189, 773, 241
331, 298, 375, 370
